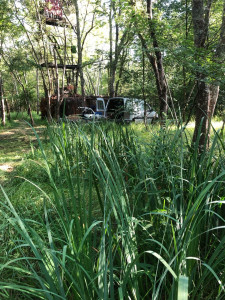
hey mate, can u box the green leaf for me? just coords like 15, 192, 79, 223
178, 275, 189, 300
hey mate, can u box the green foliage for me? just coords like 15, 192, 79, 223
0, 121, 225, 299
18, 88, 36, 108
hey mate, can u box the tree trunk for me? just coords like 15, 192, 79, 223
115, 50, 127, 96
5, 99, 11, 121
53, 48, 60, 120
108, 2, 130, 97
74, 0, 86, 107
109, 0, 114, 97
192, 0, 225, 149
138, 34, 167, 120
27, 102, 34, 127
1, 99, 5, 126
192, 0, 211, 148
42, 78, 52, 121
36, 69, 40, 115
208, 85, 219, 121
0, 75, 5, 126
147, 0, 168, 119
0, 77, 5, 126
192, 80, 210, 148
27, 1, 53, 121
137, 0, 168, 120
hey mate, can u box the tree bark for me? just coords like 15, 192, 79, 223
138, 33, 167, 120
192, 0, 212, 148
27, 102, 34, 126
109, 0, 114, 97
192, 0, 225, 149
74, 0, 86, 107
3, 56, 35, 126
22, 0, 53, 121
36, 69, 40, 115
147, 0, 168, 119
5, 99, 11, 121
192, 79, 210, 148
0, 76, 6, 126
53, 48, 61, 120
136, 0, 168, 120
109, 2, 131, 97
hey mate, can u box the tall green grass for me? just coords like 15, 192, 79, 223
0, 121, 224, 299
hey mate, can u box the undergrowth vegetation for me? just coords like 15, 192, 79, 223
0, 121, 225, 299
0, 112, 47, 131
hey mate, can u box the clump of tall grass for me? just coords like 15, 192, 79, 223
0, 120, 225, 299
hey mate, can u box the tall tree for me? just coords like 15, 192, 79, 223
108, 0, 133, 97
192, 0, 225, 148
0, 75, 5, 126
130, 0, 168, 119
73, 0, 86, 106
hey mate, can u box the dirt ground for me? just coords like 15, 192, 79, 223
0, 120, 46, 184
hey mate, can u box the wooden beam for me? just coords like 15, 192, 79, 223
40, 63, 78, 70
45, 17, 69, 27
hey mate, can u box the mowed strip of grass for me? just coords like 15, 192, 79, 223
0, 113, 47, 186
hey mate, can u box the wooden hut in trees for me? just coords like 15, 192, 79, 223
40, 94, 109, 119
43, 0, 66, 26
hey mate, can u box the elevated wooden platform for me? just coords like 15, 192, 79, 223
45, 17, 68, 27
40, 63, 78, 70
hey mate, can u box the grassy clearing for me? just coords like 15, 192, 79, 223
0, 112, 47, 186
0, 119, 225, 299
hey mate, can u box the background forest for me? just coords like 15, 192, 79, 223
0, 0, 225, 125
0, 1, 225, 300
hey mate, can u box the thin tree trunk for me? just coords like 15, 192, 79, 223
0, 76, 5, 126
61, 25, 67, 115
24, 72, 35, 126
136, 1, 168, 120
142, 51, 147, 126
27, 101, 34, 126
75, 69, 79, 94
115, 50, 127, 96
53, 48, 60, 120
36, 69, 40, 115
74, 0, 86, 106
96, 62, 102, 96
147, 0, 168, 119
138, 33, 167, 120
109, 0, 114, 97
208, 85, 219, 121
1, 99, 5, 126
5, 99, 11, 121
108, 2, 131, 98
26, 0, 53, 121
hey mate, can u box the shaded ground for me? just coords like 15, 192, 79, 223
0, 120, 46, 185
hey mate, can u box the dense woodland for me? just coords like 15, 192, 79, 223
0, 0, 225, 140
0, 1, 225, 299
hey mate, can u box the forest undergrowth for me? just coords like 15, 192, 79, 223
0, 120, 225, 300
